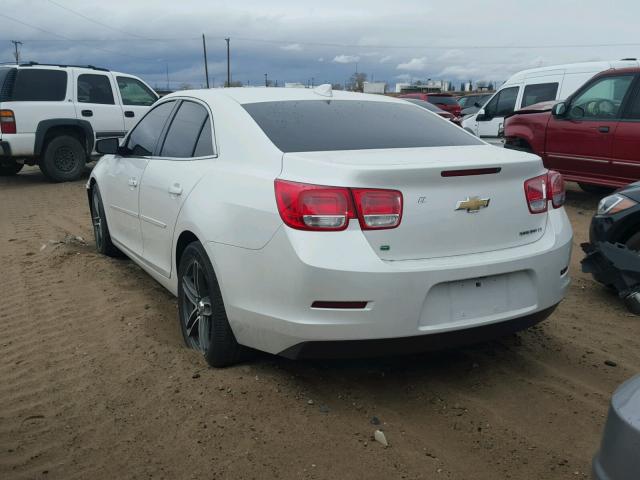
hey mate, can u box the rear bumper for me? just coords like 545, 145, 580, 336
280, 304, 557, 359
207, 208, 572, 356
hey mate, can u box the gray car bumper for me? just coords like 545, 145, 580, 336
593, 375, 640, 480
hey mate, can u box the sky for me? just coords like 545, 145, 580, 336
1, 0, 639, 90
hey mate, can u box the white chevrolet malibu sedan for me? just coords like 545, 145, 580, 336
87, 86, 573, 367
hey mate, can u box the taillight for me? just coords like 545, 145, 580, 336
524, 170, 566, 214
274, 180, 355, 231
547, 170, 565, 208
524, 174, 548, 214
0, 110, 16, 134
274, 180, 403, 231
352, 188, 402, 230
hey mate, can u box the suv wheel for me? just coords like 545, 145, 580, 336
178, 241, 244, 367
0, 159, 24, 176
40, 135, 86, 182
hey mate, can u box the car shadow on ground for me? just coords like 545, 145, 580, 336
0, 164, 94, 186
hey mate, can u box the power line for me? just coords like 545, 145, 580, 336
0, 12, 162, 62
46, 0, 148, 39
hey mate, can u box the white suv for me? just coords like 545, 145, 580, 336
0, 62, 158, 181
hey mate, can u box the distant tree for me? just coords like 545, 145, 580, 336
225, 80, 243, 87
331, 83, 343, 90
349, 72, 368, 92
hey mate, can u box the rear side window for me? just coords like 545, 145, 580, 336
117, 76, 157, 106
160, 101, 209, 158
77, 74, 114, 104
12, 69, 67, 101
193, 118, 214, 157
521, 83, 558, 108
428, 96, 457, 106
0, 68, 14, 101
126, 101, 175, 156
243, 100, 482, 153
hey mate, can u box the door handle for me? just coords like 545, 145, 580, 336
81, 109, 93, 117
168, 183, 183, 196
598, 126, 610, 133
128, 177, 138, 188
124, 110, 135, 118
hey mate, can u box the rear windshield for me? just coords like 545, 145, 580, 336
243, 100, 481, 153
12, 69, 67, 101
428, 96, 457, 106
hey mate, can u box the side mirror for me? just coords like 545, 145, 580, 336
96, 137, 120, 155
552, 102, 567, 117
476, 108, 488, 121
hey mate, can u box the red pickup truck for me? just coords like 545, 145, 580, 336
504, 67, 640, 191
398, 93, 462, 117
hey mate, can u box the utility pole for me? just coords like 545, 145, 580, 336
11, 40, 22, 64
225, 37, 231, 87
264, 73, 268, 87
202, 34, 210, 88
311, 77, 314, 87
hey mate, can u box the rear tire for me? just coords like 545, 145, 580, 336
178, 241, 244, 367
578, 183, 615, 195
39, 135, 86, 182
0, 159, 23, 176
90, 184, 121, 257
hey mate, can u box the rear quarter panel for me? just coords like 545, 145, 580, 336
504, 112, 551, 156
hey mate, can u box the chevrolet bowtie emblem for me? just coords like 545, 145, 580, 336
456, 196, 490, 213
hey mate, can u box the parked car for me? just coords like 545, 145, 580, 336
398, 93, 462, 117
402, 98, 461, 126
593, 374, 640, 480
581, 181, 640, 314
88, 86, 572, 367
0, 62, 158, 181
458, 93, 492, 111
504, 67, 640, 190
462, 59, 640, 143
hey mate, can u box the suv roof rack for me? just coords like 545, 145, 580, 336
18, 61, 109, 72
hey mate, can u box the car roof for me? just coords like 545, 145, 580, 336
164, 87, 402, 105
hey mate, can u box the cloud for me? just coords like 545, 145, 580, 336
280, 43, 303, 51
333, 54, 360, 64
396, 57, 429, 71
379, 55, 392, 63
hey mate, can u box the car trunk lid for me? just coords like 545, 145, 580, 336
281, 145, 549, 261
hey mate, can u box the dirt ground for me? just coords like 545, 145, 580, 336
1, 166, 638, 480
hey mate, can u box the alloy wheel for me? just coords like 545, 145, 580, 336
181, 259, 212, 352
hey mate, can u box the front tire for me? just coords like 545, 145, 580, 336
178, 241, 244, 367
0, 159, 23, 176
40, 135, 86, 182
90, 184, 121, 257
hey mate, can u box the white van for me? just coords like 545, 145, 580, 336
461, 59, 640, 143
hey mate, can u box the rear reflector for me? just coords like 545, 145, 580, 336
311, 301, 368, 309
0, 110, 16, 134
441, 167, 501, 177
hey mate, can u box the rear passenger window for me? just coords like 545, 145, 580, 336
193, 118, 214, 157
12, 69, 67, 101
160, 101, 209, 158
77, 74, 114, 104
521, 83, 558, 108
